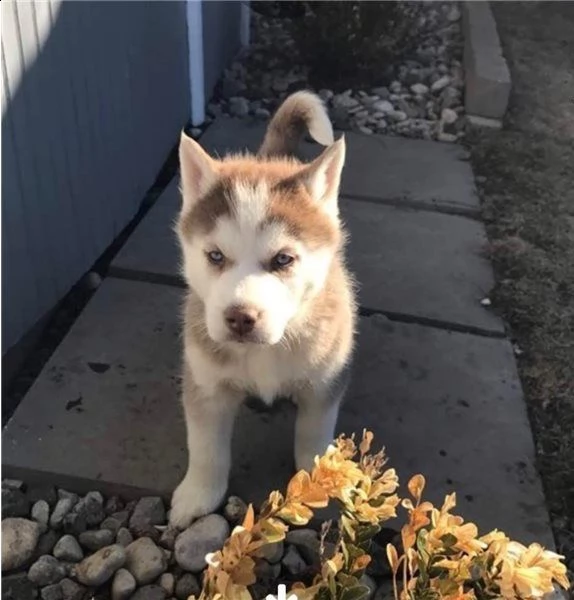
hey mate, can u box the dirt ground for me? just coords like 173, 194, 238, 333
468, 1, 574, 573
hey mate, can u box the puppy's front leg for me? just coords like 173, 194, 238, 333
294, 379, 347, 473
170, 370, 242, 529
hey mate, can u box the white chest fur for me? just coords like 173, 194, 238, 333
186, 342, 314, 404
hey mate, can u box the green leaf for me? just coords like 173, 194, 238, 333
354, 523, 381, 543
339, 585, 371, 600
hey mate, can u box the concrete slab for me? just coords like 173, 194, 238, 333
3, 279, 550, 545
200, 118, 479, 214
112, 187, 501, 334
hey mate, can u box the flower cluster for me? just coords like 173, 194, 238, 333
190, 432, 569, 600
387, 474, 569, 600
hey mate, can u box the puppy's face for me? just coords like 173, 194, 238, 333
177, 135, 345, 346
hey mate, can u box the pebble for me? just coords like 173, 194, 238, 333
111, 568, 136, 600
254, 559, 281, 581
102, 511, 130, 534
281, 544, 307, 576
159, 527, 178, 551
75, 544, 126, 587
31, 500, 51, 534
371, 100, 394, 114
371, 86, 390, 99
285, 528, 320, 564
228, 96, 250, 118
410, 83, 429, 95
79, 528, 115, 551
105, 496, 124, 515
389, 80, 402, 94
129, 497, 165, 535
125, 537, 167, 585
35, 530, 60, 559
116, 527, 134, 547
131, 585, 167, 600
50, 498, 75, 530
174, 514, 229, 573
2, 572, 37, 600
159, 572, 175, 596
223, 496, 247, 525
53, 535, 84, 562
358, 126, 373, 135
438, 132, 457, 143
2, 479, 25, 491
257, 541, 284, 564
431, 75, 452, 92
41, 583, 63, 600
254, 107, 271, 119
175, 573, 201, 600
441, 107, 458, 124
388, 110, 408, 122
28, 555, 67, 586
59, 578, 86, 600
57, 490, 78, 503
2, 518, 41, 571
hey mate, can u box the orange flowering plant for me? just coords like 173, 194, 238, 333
189, 431, 569, 600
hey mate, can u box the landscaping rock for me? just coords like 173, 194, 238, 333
257, 541, 284, 564
41, 583, 63, 600
125, 537, 167, 585
53, 535, 83, 562
129, 498, 165, 535
281, 545, 306, 576
75, 544, 126, 587
104, 496, 124, 515
174, 514, 229, 573
285, 529, 320, 565
2, 518, 40, 571
31, 500, 51, 534
159, 572, 175, 596
223, 496, 247, 525
59, 578, 86, 600
131, 585, 166, 600
1, 572, 37, 600
101, 511, 130, 534
159, 527, 178, 551
111, 568, 136, 600
116, 528, 133, 548
49, 499, 74, 530
78, 529, 114, 551
28, 555, 66, 586
360, 573, 377, 600
175, 573, 201, 600
35, 530, 60, 559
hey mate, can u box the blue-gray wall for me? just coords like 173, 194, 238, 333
2, 0, 191, 353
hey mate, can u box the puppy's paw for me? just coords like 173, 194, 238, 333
169, 474, 226, 530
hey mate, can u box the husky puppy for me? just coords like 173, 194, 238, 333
170, 91, 357, 528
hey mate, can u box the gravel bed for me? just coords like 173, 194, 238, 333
206, 3, 465, 142
2, 480, 398, 600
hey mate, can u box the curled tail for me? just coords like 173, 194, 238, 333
258, 91, 334, 158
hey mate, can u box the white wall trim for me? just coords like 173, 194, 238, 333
240, 0, 251, 48
186, 0, 205, 126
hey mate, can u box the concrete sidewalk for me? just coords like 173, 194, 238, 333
2, 118, 552, 546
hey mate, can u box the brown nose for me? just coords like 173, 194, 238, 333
224, 306, 259, 336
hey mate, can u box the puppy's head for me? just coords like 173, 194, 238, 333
177, 133, 346, 346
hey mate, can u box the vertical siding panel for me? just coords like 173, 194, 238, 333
2, 1, 59, 307
2, 0, 197, 353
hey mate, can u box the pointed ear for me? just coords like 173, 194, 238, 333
301, 136, 346, 217
179, 131, 218, 210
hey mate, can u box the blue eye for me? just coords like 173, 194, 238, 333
271, 253, 294, 270
207, 250, 225, 265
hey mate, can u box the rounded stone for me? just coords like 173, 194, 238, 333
116, 527, 134, 548
59, 578, 86, 600
2, 488, 30, 519
78, 529, 114, 551
2, 517, 40, 571
31, 500, 51, 534
75, 544, 126, 587
159, 572, 175, 596
41, 583, 63, 600
50, 498, 74, 530
175, 573, 200, 600
28, 555, 67, 586
174, 514, 229, 572
125, 537, 167, 585
131, 585, 167, 600
53, 535, 83, 562
223, 496, 247, 525
129, 497, 166, 534
111, 568, 136, 600
281, 545, 306, 576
